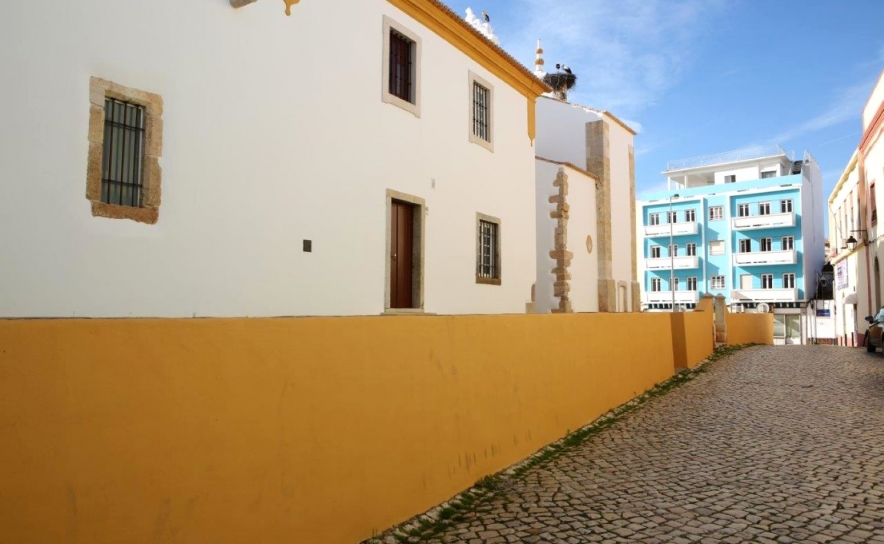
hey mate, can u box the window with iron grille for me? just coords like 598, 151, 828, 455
762, 274, 773, 289
472, 82, 490, 142
389, 30, 414, 103
649, 213, 660, 226
651, 278, 661, 291
101, 98, 145, 208
476, 214, 501, 284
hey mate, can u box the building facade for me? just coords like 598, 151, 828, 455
0, 0, 548, 318
829, 70, 884, 346
638, 146, 824, 342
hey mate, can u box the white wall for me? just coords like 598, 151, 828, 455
606, 122, 635, 311
534, 97, 601, 167
801, 159, 825, 297
0, 0, 537, 317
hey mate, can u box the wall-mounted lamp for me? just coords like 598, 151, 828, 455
846, 229, 868, 251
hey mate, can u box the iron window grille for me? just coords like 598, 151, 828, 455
477, 219, 499, 280
472, 82, 490, 142
101, 98, 145, 208
389, 30, 414, 103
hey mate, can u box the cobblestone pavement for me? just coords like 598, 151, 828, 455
424, 346, 884, 543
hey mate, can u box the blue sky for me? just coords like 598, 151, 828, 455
443, 0, 884, 225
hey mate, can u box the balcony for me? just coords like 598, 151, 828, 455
731, 288, 797, 303
645, 256, 699, 270
733, 249, 796, 267
644, 222, 699, 237
731, 212, 795, 231
646, 291, 701, 304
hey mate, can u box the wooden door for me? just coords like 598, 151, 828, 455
390, 200, 414, 308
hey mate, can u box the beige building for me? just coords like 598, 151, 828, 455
828, 70, 884, 346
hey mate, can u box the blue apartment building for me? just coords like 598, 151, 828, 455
638, 145, 824, 325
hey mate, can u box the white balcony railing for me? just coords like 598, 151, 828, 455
731, 212, 795, 230
733, 249, 796, 267
731, 288, 797, 302
644, 222, 699, 237
645, 256, 700, 270
646, 291, 701, 304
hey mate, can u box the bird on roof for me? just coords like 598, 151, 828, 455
482, 10, 490, 23
556, 63, 573, 74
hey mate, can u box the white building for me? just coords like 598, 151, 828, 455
0, 0, 549, 318
531, 44, 639, 313
829, 70, 884, 347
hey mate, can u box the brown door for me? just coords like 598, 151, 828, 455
390, 200, 414, 308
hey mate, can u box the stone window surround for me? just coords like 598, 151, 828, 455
382, 16, 422, 118
384, 189, 426, 315
475, 212, 502, 286
87, 77, 163, 224
468, 71, 494, 152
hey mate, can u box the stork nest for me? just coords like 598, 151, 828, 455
543, 72, 577, 92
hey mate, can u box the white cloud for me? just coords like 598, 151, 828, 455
504, 0, 728, 118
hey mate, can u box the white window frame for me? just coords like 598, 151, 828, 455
738, 203, 749, 217
709, 206, 723, 221
649, 213, 660, 226
710, 275, 725, 290
761, 171, 776, 179
762, 274, 774, 289
672, 277, 680, 291
382, 16, 422, 117
760, 238, 772, 252
650, 245, 661, 259
687, 277, 697, 291
468, 71, 494, 152
685, 209, 696, 222
709, 240, 725, 256
651, 278, 662, 292
724, 175, 736, 183
669, 244, 678, 257
739, 239, 751, 253
686, 243, 697, 256
668, 211, 678, 224
759, 202, 771, 215
780, 199, 793, 213
783, 273, 795, 289
782, 236, 794, 250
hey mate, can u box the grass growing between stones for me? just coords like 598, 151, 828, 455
367, 343, 758, 544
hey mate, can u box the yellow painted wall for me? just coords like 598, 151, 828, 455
671, 307, 715, 370
725, 312, 775, 345
0, 314, 675, 544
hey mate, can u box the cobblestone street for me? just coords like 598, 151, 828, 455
422, 346, 884, 543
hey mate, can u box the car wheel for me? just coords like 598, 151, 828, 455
868, 337, 876, 352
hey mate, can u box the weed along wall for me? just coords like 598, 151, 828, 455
726, 312, 775, 345
0, 314, 675, 544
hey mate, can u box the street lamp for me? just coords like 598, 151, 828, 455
847, 229, 867, 251
669, 193, 681, 311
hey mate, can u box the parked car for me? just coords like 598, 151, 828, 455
864, 307, 884, 352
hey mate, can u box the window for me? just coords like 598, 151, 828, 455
686, 243, 697, 256
739, 239, 751, 253
780, 199, 793, 213
651, 278, 662, 291
687, 277, 697, 291
760, 238, 772, 252
382, 17, 422, 117
782, 236, 794, 250
724, 175, 736, 183
872, 183, 878, 226
86, 77, 163, 224
685, 209, 696, 222
738, 203, 750, 217
667, 211, 678, 223
783, 273, 795, 289
672, 277, 680, 291
709, 240, 725, 256
761, 171, 776, 179
709, 206, 724, 221
669, 244, 678, 257
762, 274, 773, 289
476, 214, 501, 284
710, 276, 725, 290
468, 72, 494, 151
649, 213, 660, 226
759, 202, 771, 215
650, 246, 661, 258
